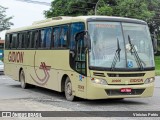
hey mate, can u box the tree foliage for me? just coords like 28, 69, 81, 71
146, 0, 160, 35
0, 5, 13, 32
114, 0, 155, 21
44, 0, 160, 35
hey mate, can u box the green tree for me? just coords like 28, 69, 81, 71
146, 0, 160, 35
44, 0, 159, 37
44, 0, 87, 17
0, 5, 13, 32
146, 0, 160, 54
44, 0, 155, 20
88, 0, 113, 15
113, 0, 155, 21
44, 0, 102, 17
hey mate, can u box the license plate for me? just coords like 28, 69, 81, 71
120, 88, 132, 93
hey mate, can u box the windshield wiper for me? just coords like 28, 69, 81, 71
128, 35, 144, 70
111, 38, 121, 71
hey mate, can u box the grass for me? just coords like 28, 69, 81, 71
155, 56, 160, 76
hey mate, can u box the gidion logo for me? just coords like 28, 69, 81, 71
8, 51, 24, 63
130, 79, 143, 83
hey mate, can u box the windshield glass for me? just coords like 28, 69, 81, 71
88, 22, 154, 70
122, 23, 154, 68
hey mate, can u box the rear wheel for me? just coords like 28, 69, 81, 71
20, 70, 28, 89
65, 77, 75, 101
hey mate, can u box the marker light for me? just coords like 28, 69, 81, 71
144, 77, 155, 84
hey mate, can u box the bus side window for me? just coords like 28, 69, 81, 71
34, 31, 39, 48
26, 32, 31, 49
16, 34, 20, 49
29, 32, 33, 48
60, 25, 68, 48
40, 29, 45, 48
8, 34, 12, 49
5, 34, 10, 49
40, 27, 52, 49
30, 31, 38, 48
70, 22, 85, 50
11, 34, 17, 49
18, 33, 25, 49
53, 27, 61, 48
18, 33, 22, 49
21, 33, 25, 48
51, 28, 54, 49
45, 27, 52, 48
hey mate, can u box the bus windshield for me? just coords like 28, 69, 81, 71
88, 22, 155, 70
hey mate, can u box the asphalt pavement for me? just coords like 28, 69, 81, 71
0, 75, 159, 119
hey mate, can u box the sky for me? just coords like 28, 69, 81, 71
0, 0, 52, 39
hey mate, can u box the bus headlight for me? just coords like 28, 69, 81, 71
144, 77, 155, 84
91, 78, 108, 85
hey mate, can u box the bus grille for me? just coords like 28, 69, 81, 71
105, 89, 145, 96
93, 72, 105, 77
107, 73, 145, 77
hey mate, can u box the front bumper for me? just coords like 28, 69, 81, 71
86, 82, 154, 99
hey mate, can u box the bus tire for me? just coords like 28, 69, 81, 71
65, 77, 75, 101
20, 70, 28, 89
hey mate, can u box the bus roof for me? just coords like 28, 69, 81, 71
6, 16, 147, 34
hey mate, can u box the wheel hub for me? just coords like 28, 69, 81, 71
67, 82, 72, 95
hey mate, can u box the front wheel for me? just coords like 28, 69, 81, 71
65, 77, 75, 101
20, 70, 28, 89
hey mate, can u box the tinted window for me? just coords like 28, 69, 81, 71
8, 34, 12, 49
30, 31, 38, 48
18, 33, 25, 48
60, 26, 68, 47
40, 27, 52, 48
40, 29, 45, 48
53, 27, 61, 48
52, 25, 68, 48
70, 22, 85, 50
11, 34, 17, 49
45, 28, 52, 48
5, 34, 10, 49
26, 32, 31, 48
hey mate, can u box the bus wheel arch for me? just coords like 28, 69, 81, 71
19, 68, 28, 89
19, 68, 23, 82
61, 74, 68, 92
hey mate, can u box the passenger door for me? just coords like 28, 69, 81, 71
69, 22, 87, 98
